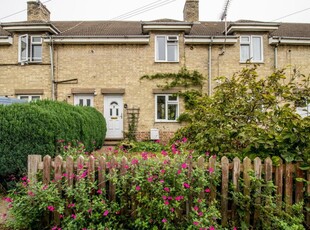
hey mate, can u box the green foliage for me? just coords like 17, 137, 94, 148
118, 140, 167, 153
140, 67, 205, 90
4, 149, 222, 230
173, 66, 310, 164
0, 100, 106, 189
231, 171, 305, 229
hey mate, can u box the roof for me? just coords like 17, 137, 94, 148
0, 20, 310, 38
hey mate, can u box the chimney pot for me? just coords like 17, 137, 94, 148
27, 0, 50, 22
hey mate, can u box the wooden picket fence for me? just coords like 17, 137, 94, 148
28, 155, 310, 227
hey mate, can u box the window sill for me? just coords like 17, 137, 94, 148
155, 61, 179, 63
239, 61, 264, 64
155, 120, 179, 123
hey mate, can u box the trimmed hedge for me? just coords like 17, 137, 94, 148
0, 100, 106, 180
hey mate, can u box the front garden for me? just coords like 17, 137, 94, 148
1, 66, 309, 229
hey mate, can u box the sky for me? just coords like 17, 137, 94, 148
0, 0, 309, 23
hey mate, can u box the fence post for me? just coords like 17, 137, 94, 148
307, 171, 310, 227
209, 156, 217, 201
285, 163, 293, 212
28, 155, 42, 183
295, 163, 304, 203
221, 156, 229, 227
253, 157, 262, 228
275, 158, 283, 208
243, 157, 251, 226
43, 155, 51, 185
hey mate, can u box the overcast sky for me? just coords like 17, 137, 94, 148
0, 0, 309, 23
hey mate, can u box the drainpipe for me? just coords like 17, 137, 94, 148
208, 37, 213, 96
274, 37, 281, 70
49, 36, 55, 100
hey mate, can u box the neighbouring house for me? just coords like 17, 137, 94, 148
0, 0, 309, 142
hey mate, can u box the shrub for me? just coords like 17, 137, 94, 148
173, 67, 310, 164
4, 150, 222, 230
0, 100, 106, 189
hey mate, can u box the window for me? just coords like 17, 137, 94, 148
74, 95, 94, 107
18, 35, 42, 62
295, 96, 310, 118
155, 94, 179, 122
155, 35, 179, 62
18, 95, 41, 102
240, 36, 263, 63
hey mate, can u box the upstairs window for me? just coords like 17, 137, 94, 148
74, 95, 94, 107
155, 94, 179, 122
18, 35, 42, 63
240, 36, 263, 63
155, 35, 179, 62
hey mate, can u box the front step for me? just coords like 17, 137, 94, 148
103, 140, 122, 146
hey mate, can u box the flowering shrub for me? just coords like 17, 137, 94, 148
3, 149, 223, 229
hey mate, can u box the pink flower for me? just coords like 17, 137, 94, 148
160, 180, 164, 183
160, 169, 165, 174
87, 208, 92, 213
198, 212, 203, 216
155, 139, 160, 143
162, 218, 167, 223
164, 201, 169, 205
162, 195, 167, 200
125, 165, 129, 169
193, 206, 199, 211
205, 188, 211, 193
147, 177, 153, 182
21, 176, 28, 181
206, 151, 210, 156
136, 186, 141, 191
131, 159, 139, 165
181, 163, 188, 169
168, 196, 172, 200
193, 221, 199, 226
161, 150, 168, 156
170, 208, 175, 212
28, 191, 35, 196
97, 189, 102, 194
164, 187, 170, 192
103, 210, 109, 216
209, 226, 215, 230
77, 164, 83, 170
47, 206, 55, 212
177, 169, 182, 174
233, 227, 237, 230
175, 196, 184, 201
71, 214, 76, 219
183, 182, 190, 189
212, 155, 216, 159
3, 197, 12, 203
182, 137, 188, 143
141, 152, 148, 160
209, 167, 214, 174
42, 185, 48, 190
68, 203, 75, 208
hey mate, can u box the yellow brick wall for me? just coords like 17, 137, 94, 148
1, 30, 309, 141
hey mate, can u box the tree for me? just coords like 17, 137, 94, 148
173, 66, 310, 164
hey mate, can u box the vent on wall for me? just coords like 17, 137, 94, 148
150, 128, 159, 140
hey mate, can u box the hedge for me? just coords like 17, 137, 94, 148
0, 100, 106, 182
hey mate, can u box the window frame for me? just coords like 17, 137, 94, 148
17, 95, 41, 102
74, 94, 94, 107
18, 34, 42, 63
240, 35, 263, 63
155, 94, 179, 122
155, 35, 179, 63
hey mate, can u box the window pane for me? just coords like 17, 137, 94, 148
156, 36, 166, 61
32, 45, 42, 61
32, 37, 41, 43
157, 96, 166, 119
31, 96, 40, 101
79, 99, 83, 106
168, 104, 177, 120
21, 36, 27, 61
240, 44, 250, 62
86, 99, 91, 106
19, 96, 29, 100
241, 36, 250, 43
252, 37, 262, 61
167, 44, 177, 62
168, 95, 177, 101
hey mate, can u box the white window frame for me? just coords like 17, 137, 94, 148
155, 35, 179, 62
18, 34, 42, 63
155, 94, 179, 122
17, 95, 41, 102
74, 95, 94, 107
240, 35, 263, 63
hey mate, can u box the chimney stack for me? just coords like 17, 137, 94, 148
183, 0, 199, 22
27, 0, 50, 22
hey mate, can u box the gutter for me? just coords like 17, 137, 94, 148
49, 36, 55, 100
0, 36, 13, 45
184, 35, 238, 44
269, 36, 310, 45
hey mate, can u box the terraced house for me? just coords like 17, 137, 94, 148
0, 0, 309, 142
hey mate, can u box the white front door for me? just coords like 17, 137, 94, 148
104, 95, 123, 139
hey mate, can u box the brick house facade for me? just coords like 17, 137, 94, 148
0, 0, 309, 142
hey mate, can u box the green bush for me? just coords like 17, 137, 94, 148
0, 100, 106, 186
